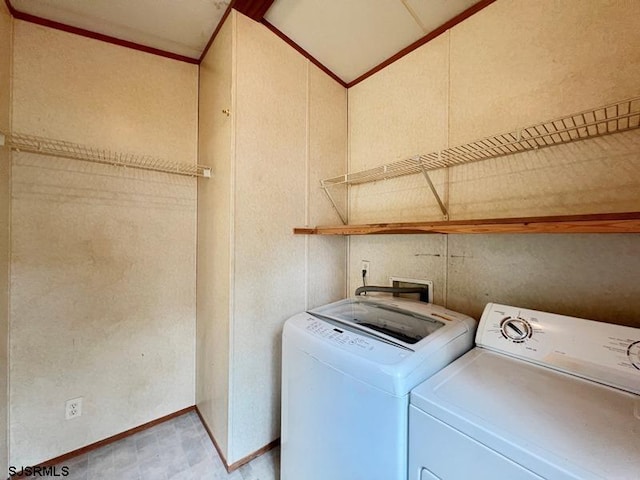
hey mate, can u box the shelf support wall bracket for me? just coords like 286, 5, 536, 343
419, 158, 449, 220
321, 182, 348, 225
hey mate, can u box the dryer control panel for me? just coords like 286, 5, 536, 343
477, 303, 640, 395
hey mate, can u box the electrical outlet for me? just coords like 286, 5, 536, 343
65, 397, 83, 420
361, 260, 370, 278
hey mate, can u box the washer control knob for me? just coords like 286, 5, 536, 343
628, 341, 640, 370
500, 317, 532, 342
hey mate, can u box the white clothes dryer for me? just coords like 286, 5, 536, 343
409, 303, 640, 480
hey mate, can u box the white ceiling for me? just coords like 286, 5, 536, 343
9, 0, 480, 82
10, 0, 231, 59
265, 0, 479, 83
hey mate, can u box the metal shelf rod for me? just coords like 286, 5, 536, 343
0, 131, 212, 178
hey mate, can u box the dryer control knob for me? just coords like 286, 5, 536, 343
628, 341, 640, 370
500, 317, 532, 343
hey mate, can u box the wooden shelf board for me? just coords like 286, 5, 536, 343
293, 212, 640, 235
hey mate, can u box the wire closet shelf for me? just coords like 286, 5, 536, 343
0, 132, 212, 178
322, 96, 640, 188
318, 96, 640, 224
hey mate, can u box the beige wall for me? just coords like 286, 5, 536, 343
307, 57, 349, 308
197, 11, 347, 465
349, 33, 449, 224
197, 12, 233, 458
447, 0, 640, 220
0, 2, 11, 476
232, 13, 347, 463
348, 0, 640, 327
10, 21, 198, 466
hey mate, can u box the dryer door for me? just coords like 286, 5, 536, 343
409, 406, 544, 480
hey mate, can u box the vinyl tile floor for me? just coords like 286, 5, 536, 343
24, 411, 280, 480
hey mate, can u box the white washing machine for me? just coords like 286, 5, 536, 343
409, 303, 640, 480
281, 296, 476, 480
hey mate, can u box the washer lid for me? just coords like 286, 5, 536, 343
309, 298, 445, 346
411, 349, 640, 480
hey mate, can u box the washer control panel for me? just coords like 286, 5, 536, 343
287, 313, 414, 367
305, 318, 375, 351
477, 303, 640, 395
